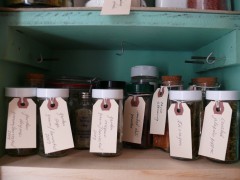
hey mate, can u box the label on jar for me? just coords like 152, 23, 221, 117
150, 87, 168, 135
5, 98, 36, 149
123, 96, 145, 144
90, 99, 119, 153
168, 102, 192, 159
101, 0, 131, 15
40, 97, 74, 154
199, 101, 232, 161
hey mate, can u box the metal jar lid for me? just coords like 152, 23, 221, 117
169, 90, 202, 101
97, 81, 126, 89
206, 91, 240, 101
5, 87, 37, 97
37, 88, 69, 98
131, 65, 159, 77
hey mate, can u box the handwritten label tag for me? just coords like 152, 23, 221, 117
123, 96, 145, 144
199, 101, 232, 161
101, 0, 131, 15
6, 98, 36, 149
90, 99, 119, 153
40, 97, 74, 154
168, 103, 192, 159
150, 87, 168, 135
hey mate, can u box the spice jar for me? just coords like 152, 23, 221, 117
168, 90, 202, 160
90, 89, 124, 157
25, 73, 45, 87
199, 91, 240, 163
153, 76, 183, 152
131, 65, 159, 90
123, 84, 154, 149
6, 0, 65, 7
155, 0, 187, 8
188, 0, 231, 10
74, 92, 92, 149
37, 88, 73, 158
5, 87, 37, 156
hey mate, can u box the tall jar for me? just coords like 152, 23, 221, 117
187, 0, 231, 10
153, 76, 183, 152
74, 92, 92, 149
123, 84, 154, 149
37, 88, 71, 157
131, 65, 159, 90
90, 89, 124, 157
5, 87, 37, 156
202, 91, 240, 163
168, 90, 202, 160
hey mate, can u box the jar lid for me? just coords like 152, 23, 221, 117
169, 90, 202, 101
98, 81, 126, 89
131, 65, 159, 77
161, 75, 182, 82
5, 87, 37, 97
192, 77, 217, 86
92, 89, 123, 99
206, 91, 240, 101
26, 73, 45, 79
37, 88, 69, 98
126, 83, 154, 94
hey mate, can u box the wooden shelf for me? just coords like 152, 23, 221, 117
0, 149, 239, 179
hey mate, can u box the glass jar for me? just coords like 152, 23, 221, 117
153, 75, 183, 152
91, 89, 124, 157
6, 0, 65, 7
74, 92, 92, 149
25, 73, 45, 87
187, 0, 231, 10
124, 84, 154, 149
205, 91, 240, 163
5, 87, 37, 156
155, 0, 188, 8
131, 65, 159, 91
37, 88, 70, 157
169, 90, 202, 160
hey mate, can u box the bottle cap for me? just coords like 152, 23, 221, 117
92, 89, 123, 99
206, 91, 240, 101
5, 87, 37, 97
131, 65, 158, 77
37, 88, 69, 98
169, 90, 202, 101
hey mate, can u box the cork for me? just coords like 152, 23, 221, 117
192, 77, 218, 87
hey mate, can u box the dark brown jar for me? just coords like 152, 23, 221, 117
153, 75, 183, 152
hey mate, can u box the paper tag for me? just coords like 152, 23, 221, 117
150, 87, 168, 135
123, 96, 145, 144
101, 0, 131, 15
168, 103, 192, 159
199, 101, 232, 161
90, 99, 119, 153
5, 98, 36, 149
40, 97, 74, 154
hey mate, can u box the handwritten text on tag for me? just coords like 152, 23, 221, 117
101, 0, 131, 15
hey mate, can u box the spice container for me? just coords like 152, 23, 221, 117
74, 92, 92, 149
199, 91, 240, 163
85, 0, 142, 7
131, 65, 159, 90
155, 0, 187, 8
90, 89, 124, 157
6, 0, 64, 7
25, 73, 45, 87
168, 90, 202, 160
5, 87, 37, 156
188, 0, 231, 10
123, 84, 154, 149
153, 75, 183, 152
37, 88, 73, 158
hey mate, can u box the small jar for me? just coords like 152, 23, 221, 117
205, 91, 240, 163
25, 73, 45, 87
187, 0, 231, 10
124, 84, 154, 149
6, 0, 65, 7
155, 0, 187, 8
169, 90, 202, 160
131, 65, 159, 90
74, 92, 92, 149
5, 87, 37, 156
37, 88, 69, 157
91, 89, 124, 157
153, 76, 183, 152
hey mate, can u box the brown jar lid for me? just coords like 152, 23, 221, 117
161, 75, 182, 82
192, 77, 218, 86
26, 73, 45, 79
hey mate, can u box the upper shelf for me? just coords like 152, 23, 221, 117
1, 7, 240, 50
